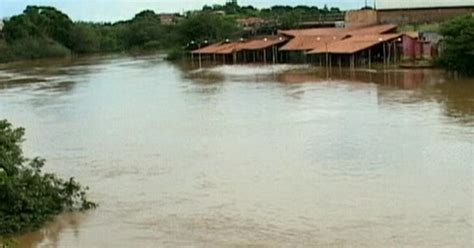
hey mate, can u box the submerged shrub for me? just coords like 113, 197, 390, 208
438, 15, 474, 75
0, 120, 96, 237
166, 47, 187, 61
10, 38, 71, 60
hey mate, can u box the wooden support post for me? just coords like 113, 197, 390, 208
263, 49, 267, 64
387, 42, 391, 67
325, 52, 329, 67
350, 54, 354, 69
253, 51, 256, 63
198, 53, 202, 69
393, 41, 397, 64
223, 54, 226, 64
233, 52, 237, 64
383, 42, 387, 68
272, 46, 276, 64
368, 48, 372, 69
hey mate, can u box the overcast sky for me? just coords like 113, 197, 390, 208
1, 0, 364, 22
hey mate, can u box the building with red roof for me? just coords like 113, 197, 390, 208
191, 24, 434, 67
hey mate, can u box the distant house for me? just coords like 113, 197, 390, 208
158, 13, 184, 25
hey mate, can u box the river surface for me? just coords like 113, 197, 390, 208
0, 55, 472, 247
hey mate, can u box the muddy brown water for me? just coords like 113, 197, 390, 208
0, 55, 472, 247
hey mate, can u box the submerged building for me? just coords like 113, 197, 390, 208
192, 24, 419, 67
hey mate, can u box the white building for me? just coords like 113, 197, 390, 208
376, 0, 474, 10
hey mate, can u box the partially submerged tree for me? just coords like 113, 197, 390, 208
0, 120, 96, 237
438, 15, 474, 76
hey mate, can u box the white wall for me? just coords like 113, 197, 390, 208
376, 0, 474, 9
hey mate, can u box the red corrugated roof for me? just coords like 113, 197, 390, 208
239, 36, 288, 50
192, 36, 288, 54
191, 43, 224, 54
279, 24, 398, 37
347, 24, 398, 35
279, 35, 347, 51
278, 24, 399, 52
279, 27, 355, 37
193, 25, 400, 55
307, 33, 403, 54
214, 42, 242, 54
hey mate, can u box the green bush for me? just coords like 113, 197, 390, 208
0, 238, 13, 248
143, 40, 162, 51
166, 47, 186, 61
0, 38, 70, 62
12, 38, 71, 59
0, 41, 14, 63
438, 15, 474, 75
0, 120, 96, 237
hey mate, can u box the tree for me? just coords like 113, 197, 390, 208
125, 10, 164, 49
438, 15, 474, 75
279, 12, 300, 29
71, 23, 100, 53
178, 13, 241, 45
0, 120, 96, 237
3, 6, 74, 48
202, 5, 213, 11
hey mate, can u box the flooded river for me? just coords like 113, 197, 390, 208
0, 55, 472, 247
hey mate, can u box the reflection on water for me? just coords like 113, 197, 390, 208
185, 63, 474, 127
0, 55, 472, 247
11, 213, 87, 248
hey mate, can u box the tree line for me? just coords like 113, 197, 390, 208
0, 4, 342, 63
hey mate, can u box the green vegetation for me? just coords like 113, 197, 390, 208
0, 120, 96, 238
438, 15, 474, 75
202, 3, 342, 21
0, 3, 342, 62
399, 23, 440, 33
179, 13, 240, 45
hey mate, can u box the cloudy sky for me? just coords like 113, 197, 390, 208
1, 0, 364, 22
